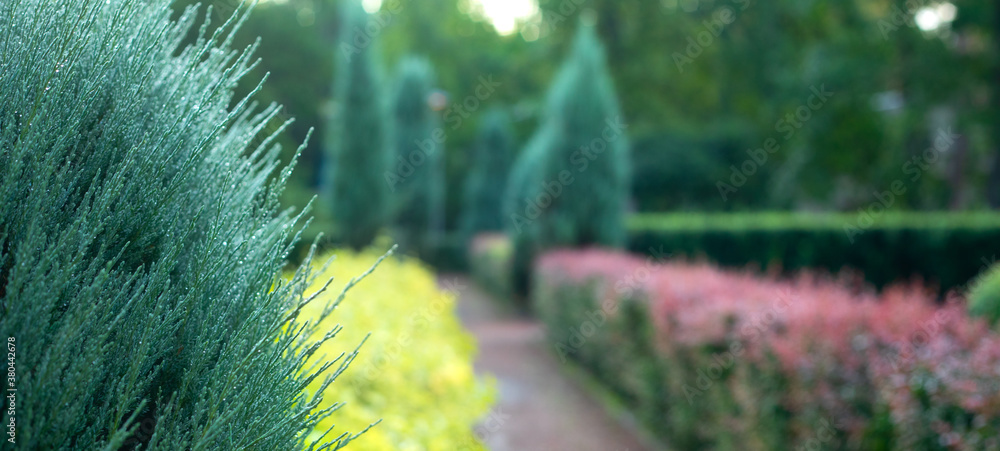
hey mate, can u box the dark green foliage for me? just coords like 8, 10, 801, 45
0, 1, 369, 449
323, 0, 392, 250
462, 108, 514, 236
630, 121, 769, 211
969, 264, 1000, 326
628, 212, 1000, 294
419, 233, 469, 273
388, 56, 443, 255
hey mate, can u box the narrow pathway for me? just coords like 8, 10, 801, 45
443, 275, 656, 451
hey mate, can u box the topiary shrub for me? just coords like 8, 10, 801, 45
531, 23, 630, 249
1, 1, 371, 449
387, 56, 444, 256
969, 264, 1000, 327
462, 108, 514, 237
324, 0, 393, 250
505, 23, 630, 301
297, 248, 496, 450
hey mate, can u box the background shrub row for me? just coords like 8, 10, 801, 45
534, 249, 1000, 450
628, 212, 1000, 294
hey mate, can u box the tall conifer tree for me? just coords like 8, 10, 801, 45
463, 108, 514, 236
506, 23, 631, 298
324, 0, 393, 250
387, 57, 443, 254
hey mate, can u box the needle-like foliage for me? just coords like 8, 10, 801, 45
0, 1, 368, 449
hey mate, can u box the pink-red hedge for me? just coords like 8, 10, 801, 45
536, 248, 1000, 450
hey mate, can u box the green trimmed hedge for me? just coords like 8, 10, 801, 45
628, 212, 1000, 294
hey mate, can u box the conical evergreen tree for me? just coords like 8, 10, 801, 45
535, 23, 630, 248
387, 56, 443, 255
506, 23, 630, 298
324, 0, 393, 250
504, 125, 554, 302
463, 108, 515, 236
0, 1, 369, 448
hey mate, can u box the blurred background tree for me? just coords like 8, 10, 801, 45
323, 0, 393, 250
462, 108, 515, 236
531, 23, 630, 249
170, 0, 1000, 232
388, 56, 445, 255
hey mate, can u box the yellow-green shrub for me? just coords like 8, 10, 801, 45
969, 263, 1000, 327
297, 248, 495, 450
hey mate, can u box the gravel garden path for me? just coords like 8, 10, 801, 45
442, 275, 659, 451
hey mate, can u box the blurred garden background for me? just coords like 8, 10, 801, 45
186, 0, 1000, 449
7, 0, 1000, 449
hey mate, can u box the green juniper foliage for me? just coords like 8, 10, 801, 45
0, 1, 372, 449
387, 57, 444, 255
324, 0, 392, 251
463, 108, 514, 236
